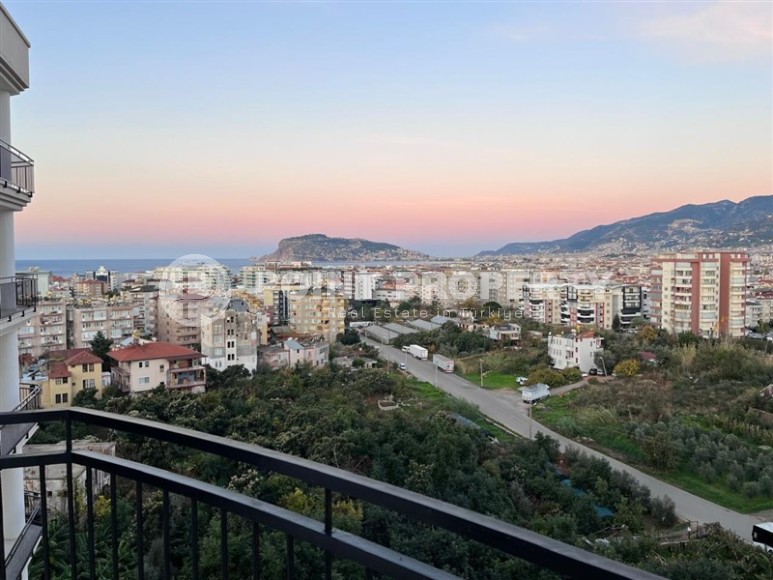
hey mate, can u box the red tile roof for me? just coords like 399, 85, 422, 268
65, 350, 103, 366
108, 342, 201, 362
48, 361, 71, 379
49, 348, 90, 361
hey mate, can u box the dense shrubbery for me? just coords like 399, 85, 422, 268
30, 365, 772, 578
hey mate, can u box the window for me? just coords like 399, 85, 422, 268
63, 393, 69, 403
139, 377, 150, 385
159, 364, 165, 372
83, 379, 96, 389
55, 394, 62, 404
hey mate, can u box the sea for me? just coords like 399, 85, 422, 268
16, 258, 441, 277
16, 259, 253, 277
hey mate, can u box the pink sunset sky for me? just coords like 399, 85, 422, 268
7, 0, 772, 258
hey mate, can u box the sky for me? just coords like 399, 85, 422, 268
6, 0, 772, 259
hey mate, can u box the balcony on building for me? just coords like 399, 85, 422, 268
0, 139, 34, 199
0, 274, 36, 324
169, 365, 206, 392
0, 385, 41, 456
0, 408, 662, 580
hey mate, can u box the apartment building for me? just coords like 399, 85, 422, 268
259, 339, 330, 369
67, 301, 134, 348
288, 289, 346, 342
746, 290, 773, 330
548, 331, 603, 373
74, 279, 107, 298
559, 284, 643, 330
108, 342, 206, 394
34, 348, 103, 407
17, 298, 67, 361
0, 5, 38, 572
126, 284, 159, 336
156, 292, 209, 348
523, 284, 563, 325
341, 270, 380, 300
201, 298, 263, 372
650, 251, 748, 338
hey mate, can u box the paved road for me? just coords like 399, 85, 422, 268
366, 339, 764, 541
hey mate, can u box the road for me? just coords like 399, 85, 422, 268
366, 338, 765, 541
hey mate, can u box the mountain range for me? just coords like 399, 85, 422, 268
258, 234, 430, 262
478, 195, 772, 256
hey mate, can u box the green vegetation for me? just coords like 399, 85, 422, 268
462, 370, 518, 389
31, 364, 773, 578
534, 336, 773, 514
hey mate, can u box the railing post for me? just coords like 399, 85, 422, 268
65, 415, 77, 580
220, 508, 228, 580
252, 521, 260, 580
86, 467, 96, 579
324, 488, 332, 580
0, 475, 6, 580
191, 498, 199, 580
136, 481, 144, 579
286, 535, 295, 580
111, 472, 119, 580
40, 466, 50, 580
163, 489, 171, 580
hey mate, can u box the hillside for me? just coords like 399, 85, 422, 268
258, 233, 431, 262
479, 195, 773, 256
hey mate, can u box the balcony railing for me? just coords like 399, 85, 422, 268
0, 139, 34, 197
0, 276, 37, 322
4, 491, 43, 580
0, 385, 41, 456
0, 408, 662, 580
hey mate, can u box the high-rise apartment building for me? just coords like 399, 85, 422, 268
0, 5, 38, 573
288, 289, 346, 342
157, 292, 209, 348
201, 298, 263, 371
67, 301, 135, 348
650, 251, 748, 338
17, 298, 68, 361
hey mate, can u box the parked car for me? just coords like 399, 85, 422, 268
399, 363, 407, 371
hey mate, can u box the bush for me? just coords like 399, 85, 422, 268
650, 495, 678, 528
741, 481, 761, 498
614, 359, 640, 377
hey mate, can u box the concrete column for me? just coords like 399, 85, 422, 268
0, 209, 14, 277
0, 329, 25, 548
0, 87, 25, 562
0, 90, 10, 141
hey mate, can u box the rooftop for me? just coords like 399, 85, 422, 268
108, 342, 201, 363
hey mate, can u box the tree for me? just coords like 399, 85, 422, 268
612, 314, 621, 332
338, 329, 361, 345
89, 331, 113, 370
613, 359, 640, 377
636, 325, 658, 344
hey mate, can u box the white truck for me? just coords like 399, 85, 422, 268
432, 354, 454, 373
408, 344, 428, 360
753, 522, 773, 554
521, 383, 550, 404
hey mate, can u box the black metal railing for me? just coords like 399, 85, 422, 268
0, 275, 37, 321
3, 492, 42, 580
0, 139, 34, 196
0, 386, 42, 456
0, 408, 664, 580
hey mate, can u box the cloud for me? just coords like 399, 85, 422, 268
638, 2, 773, 63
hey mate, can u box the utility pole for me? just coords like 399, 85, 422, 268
529, 402, 533, 439
434, 363, 438, 389
480, 359, 483, 388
